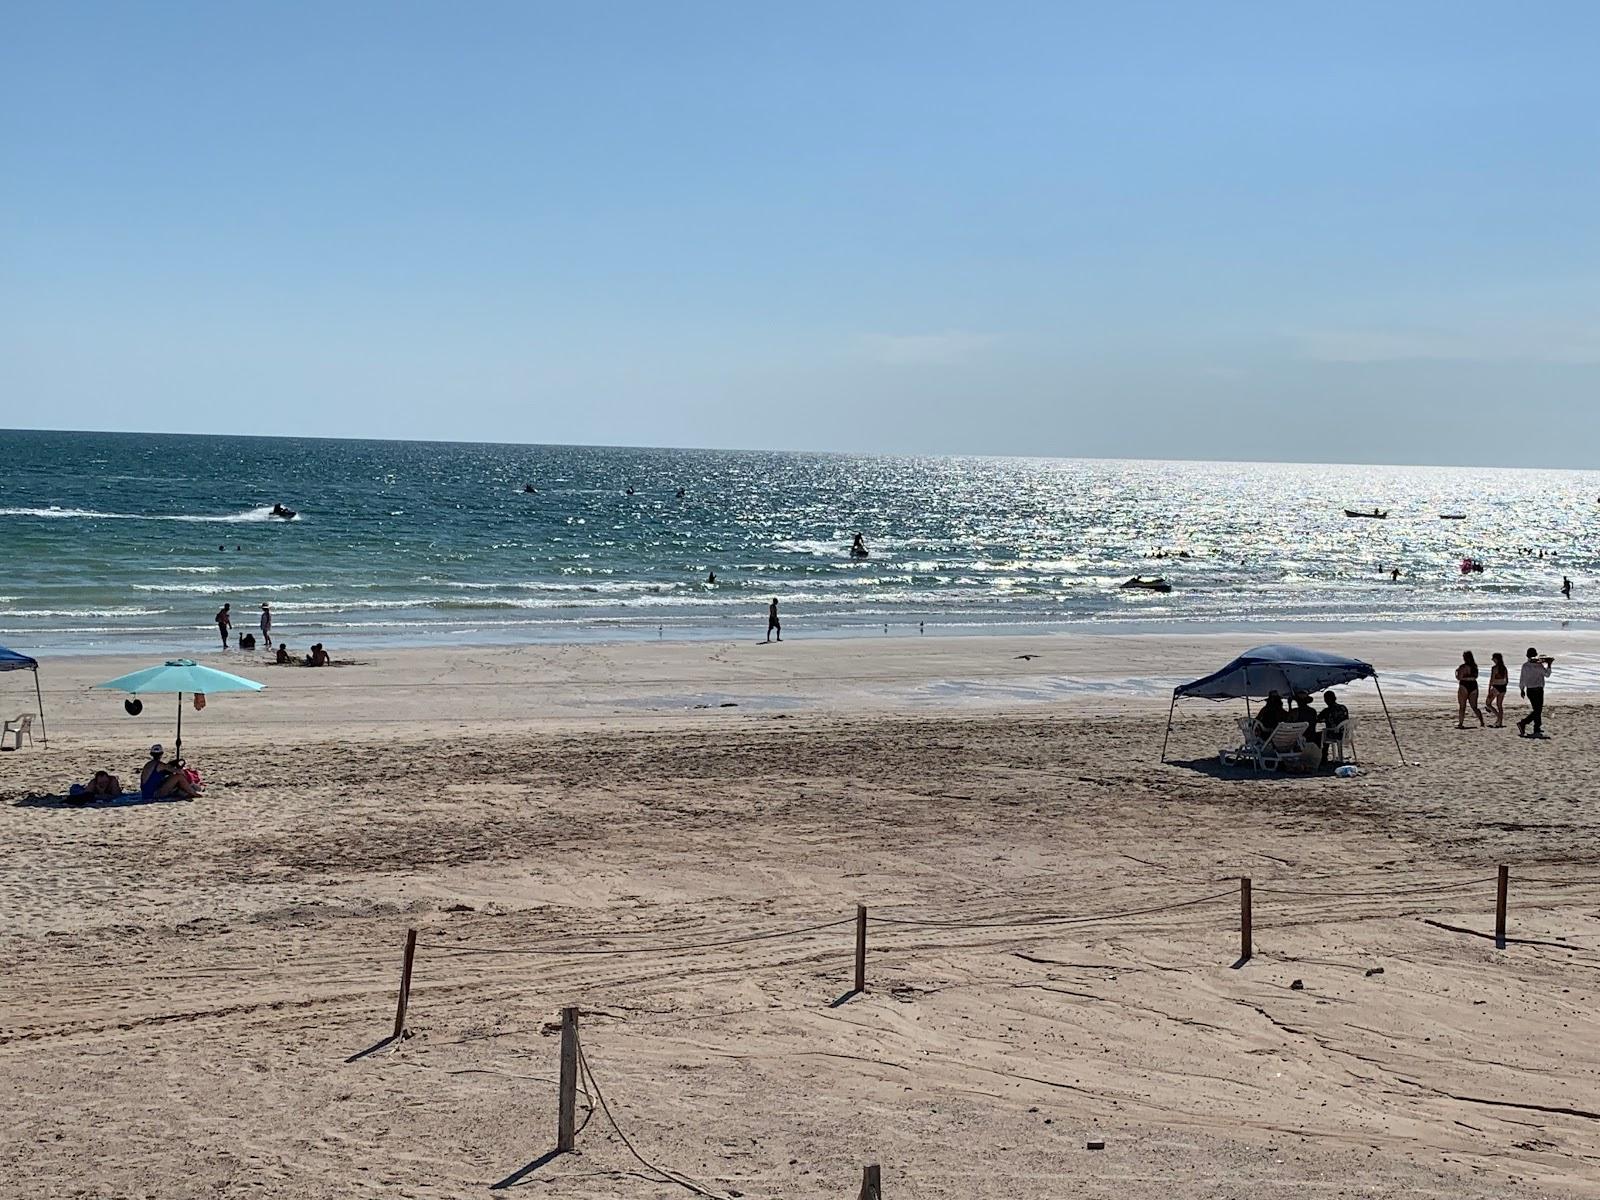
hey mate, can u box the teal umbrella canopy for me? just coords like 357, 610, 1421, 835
94, 659, 264, 756
95, 659, 265, 696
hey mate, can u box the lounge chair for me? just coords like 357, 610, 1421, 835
1323, 718, 1356, 765
1220, 716, 1265, 767
2, 713, 34, 751
1257, 721, 1311, 772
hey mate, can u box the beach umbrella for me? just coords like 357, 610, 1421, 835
93, 659, 265, 756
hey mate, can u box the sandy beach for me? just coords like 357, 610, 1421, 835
5, 630, 1600, 1198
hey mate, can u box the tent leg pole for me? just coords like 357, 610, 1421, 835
1374, 678, 1405, 765
33, 666, 46, 747
1160, 697, 1177, 763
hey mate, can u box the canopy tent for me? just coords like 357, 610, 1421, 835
0, 643, 46, 746
1160, 643, 1404, 764
93, 659, 264, 757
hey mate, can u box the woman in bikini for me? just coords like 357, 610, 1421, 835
1486, 652, 1509, 728
1455, 650, 1485, 729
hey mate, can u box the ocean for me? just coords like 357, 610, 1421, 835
0, 429, 1594, 654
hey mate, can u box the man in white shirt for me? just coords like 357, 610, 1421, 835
1517, 647, 1554, 738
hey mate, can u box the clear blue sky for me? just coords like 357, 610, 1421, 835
4, 2, 1598, 465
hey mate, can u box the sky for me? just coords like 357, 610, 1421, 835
3, 1, 1599, 466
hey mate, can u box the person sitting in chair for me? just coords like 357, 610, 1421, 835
1320, 691, 1349, 734
1319, 690, 1350, 765
1291, 691, 1321, 745
1253, 691, 1286, 739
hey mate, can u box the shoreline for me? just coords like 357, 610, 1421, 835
10, 611, 1596, 659
15, 627, 1600, 748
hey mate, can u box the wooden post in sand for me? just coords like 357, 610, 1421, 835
854, 904, 868, 994
857, 1163, 882, 1199
1238, 878, 1252, 965
557, 1006, 579, 1152
393, 927, 417, 1040
1495, 865, 1509, 950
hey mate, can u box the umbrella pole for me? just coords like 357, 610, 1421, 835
1373, 677, 1405, 765
177, 692, 183, 759
1160, 696, 1177, 762
32, 666, 46, 747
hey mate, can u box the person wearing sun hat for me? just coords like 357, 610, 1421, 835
259, 602, 273, 649
139, 745, 167, 799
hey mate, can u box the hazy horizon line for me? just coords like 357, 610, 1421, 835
2, 424, 1597, 476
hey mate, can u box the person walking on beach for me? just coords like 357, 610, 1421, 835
215, 603, 232, 649
259, 602, 273, 648
1454, 650, 1484, 729
765, 598, 781, 643
1517, 647, 1554, 738
1486, 652, 1509, 727
1562, 575, 1573, 599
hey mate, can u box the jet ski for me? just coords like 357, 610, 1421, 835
269, 503, 297, 520
522, 483, 537, 494
1121, 576, 1172, 593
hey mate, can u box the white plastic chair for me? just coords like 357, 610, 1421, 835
1323, 718, 1356, 765
1221, 716, 1265, 767
1258, 721, 1310, 771
2, 713, 34, 750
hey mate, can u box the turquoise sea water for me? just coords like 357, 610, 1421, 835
0, 430, 1596, 654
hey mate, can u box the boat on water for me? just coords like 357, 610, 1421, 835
1121, 576, 1172, 593
1343, 508, 1388, 519
1440, 513, 1466, 520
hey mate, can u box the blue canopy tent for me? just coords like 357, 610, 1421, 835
1160, 643, 1404, 764
0, 644, 46, 746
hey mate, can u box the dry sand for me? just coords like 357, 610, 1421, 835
4, 631, 1600, 1198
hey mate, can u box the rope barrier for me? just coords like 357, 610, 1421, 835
1252, 876, 1498, 899
424, 917, 854, 959
1514, 876, 1600, 888
577, 1031, 728, 1199
866, 888, 1236, 930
